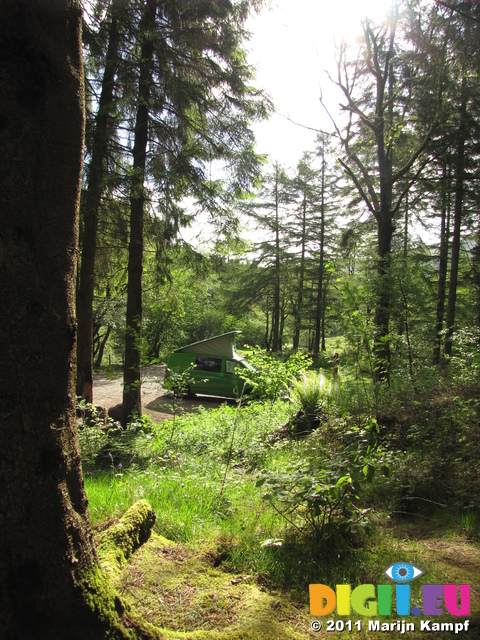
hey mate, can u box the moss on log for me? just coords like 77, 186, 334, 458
97, 500, 156, 580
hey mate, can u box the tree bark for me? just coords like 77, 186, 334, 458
373, 213, 394, 383
313, 152, 326, 357
433, 162, 451, 364
123, 0, 157, 423
94, 326, 112, 369
76, 0, 124, 403
321, 273, 330, 352
444, 76, 468, 358
292, 191, 307, 351
0, 2, 125, 637
271, 164, 281, 352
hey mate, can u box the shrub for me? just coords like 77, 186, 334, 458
450, 326, 480, 386
238, 349, 311, 401
256, 418, 389, 540
288, 371, 328, 434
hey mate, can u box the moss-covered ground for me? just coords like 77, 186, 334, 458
94, 517, 480, 640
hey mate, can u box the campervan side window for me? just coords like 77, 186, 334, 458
195, 356, 222, 372
226, 360, 236, 374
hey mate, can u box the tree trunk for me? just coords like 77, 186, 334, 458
278, 294, 286, 352
444, 77, 468, 358
264, 298, 271, 350
321, 273, 329, 352
123, 0, 157, 423
473, 232, 480, 329
94, 326, 112, 369
433, 162, 451, 364
293, 192, 307, 351
373, 213, 394, 383
313, 153, 326, 357
76, 0, 124, 403
0, 3, 125, 637
403, 191, 409, 259
271, 165, 281, 352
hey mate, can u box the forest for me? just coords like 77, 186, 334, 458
77, 0, 480, 404
0, 0, 479, 638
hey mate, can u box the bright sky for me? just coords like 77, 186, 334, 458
246, 0, 395, 169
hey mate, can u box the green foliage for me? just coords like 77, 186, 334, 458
83, 368, 480, 601
238, 349, 311, 401
162, 363, 195, 397
367, 376, 480, 516
82, 414, 157, 473
84, 400, 292, 541
449, 326, 480, 386
338, 280, 375, 376
255, 418, 389, 540
289, 370, 327, 418
77, 399, 110, 469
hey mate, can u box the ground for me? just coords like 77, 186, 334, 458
93, 365, 235, 423
115, 532, 315, 639
101, 522, 480, 640
90, 369, 480, 639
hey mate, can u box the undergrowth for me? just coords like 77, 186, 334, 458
82, 368, 480, 602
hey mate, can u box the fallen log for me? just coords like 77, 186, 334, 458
96, 500, 156, 580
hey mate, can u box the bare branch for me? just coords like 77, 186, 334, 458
280, 112, 336, 138
339, 158, 377, 217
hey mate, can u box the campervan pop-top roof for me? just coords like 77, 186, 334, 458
173, 331, 241, 359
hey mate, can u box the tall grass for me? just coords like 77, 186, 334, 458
83, 396, 370, 593
84, 400, 294, 542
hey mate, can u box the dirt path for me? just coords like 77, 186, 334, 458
93, 365, 234, 423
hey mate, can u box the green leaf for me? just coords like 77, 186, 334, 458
381, 464, 391, 478
363, 464, 375, 482
336, 475, 351, 487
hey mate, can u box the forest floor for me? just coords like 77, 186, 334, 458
93, 365, 235, 423
105, 520, 480, 640
88, 369, 480, 639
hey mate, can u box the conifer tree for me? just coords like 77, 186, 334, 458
120, 0, 268, 419
77, 0, 127, 402
327, 3, 446, 381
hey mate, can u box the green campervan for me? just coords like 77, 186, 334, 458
164, 331, 253, 399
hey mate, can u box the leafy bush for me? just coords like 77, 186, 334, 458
256, 418, 389, 540
238, 350, 311, 401
289, 370, 327, 416
163, 363, 195, 397
287, 370, 329, 434
450, 326, 480, 386
76, 399, 110, 468
77, 397, 158, 471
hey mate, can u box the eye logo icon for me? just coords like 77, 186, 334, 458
384, 562, 424, 583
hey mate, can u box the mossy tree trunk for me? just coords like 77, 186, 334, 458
0, 2, 128, 638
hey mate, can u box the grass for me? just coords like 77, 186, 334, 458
84, 401, 294, 540
82, 381, 480, 639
